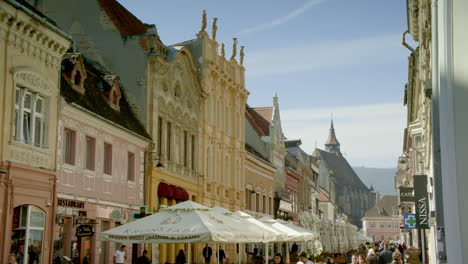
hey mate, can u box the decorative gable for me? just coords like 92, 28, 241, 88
101, 75, 121, 111
62, 53, 87, 94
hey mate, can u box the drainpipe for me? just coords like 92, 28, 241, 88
430, 0, 447, 262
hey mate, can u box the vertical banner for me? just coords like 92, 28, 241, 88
414, 175, 430, 229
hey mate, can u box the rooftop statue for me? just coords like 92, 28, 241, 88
221, 43, 225, 57
212, 18, 218, 40
201, 10, 207, 32
230, 38, 238, 61
240, 46, 245, 66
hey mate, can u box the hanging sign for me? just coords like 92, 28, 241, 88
402, 214, 417, 229
414, 175, 430, 229
76, 224, 94, 237
399, 187, 415, 202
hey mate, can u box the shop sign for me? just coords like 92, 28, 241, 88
402, 214, 417, 229
76, 224, 94, 237
279, 200, 292, 212
414, 175, 430, 229
399, 187, 415, 202
400, 203, 412, 214
58, 198, 85, 209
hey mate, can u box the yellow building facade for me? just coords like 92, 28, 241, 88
145, 13, 248, 264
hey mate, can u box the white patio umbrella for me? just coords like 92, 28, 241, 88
100, 201, 270, 244
276, 219, 322, 255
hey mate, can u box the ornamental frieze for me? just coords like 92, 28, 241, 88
15, 71, 55, 95
10, 146, 51, 169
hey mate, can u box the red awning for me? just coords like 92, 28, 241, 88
157, 183, 189, 201
157, 182, 173, 198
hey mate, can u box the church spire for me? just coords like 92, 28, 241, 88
325, 118, 341, 154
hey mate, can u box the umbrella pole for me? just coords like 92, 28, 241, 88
238, 243, 241, 264
285, 243, 290, 264
264, 243, 268, 264
188, 243, 192, 264
217, 244, 220, 264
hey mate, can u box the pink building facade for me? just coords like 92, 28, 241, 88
53, 54, 151, 264
362, 195, 400, 242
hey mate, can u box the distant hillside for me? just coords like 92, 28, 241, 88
352, 167, 397, 195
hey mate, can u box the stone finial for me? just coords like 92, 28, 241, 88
221, 43, 225, 57
212, 18, 218, 40
230, 38, 238, 61
240, 46, 245, 66
201, 10, 207, 32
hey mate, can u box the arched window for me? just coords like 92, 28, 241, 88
11, 205, 45, 264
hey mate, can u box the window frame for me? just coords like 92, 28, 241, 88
127, 152, 135, 182
85, 136, 96, 171
103, 142, 113, 175
64, 128, 76, 165
14, 87, 48, 148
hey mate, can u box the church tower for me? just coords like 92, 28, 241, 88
325, 119, 341, 154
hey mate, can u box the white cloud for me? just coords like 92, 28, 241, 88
281, 103, 406, 168
245, 34, 403, 77
238, 0, 326, 35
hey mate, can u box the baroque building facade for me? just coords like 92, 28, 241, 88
0, 1, 71, 263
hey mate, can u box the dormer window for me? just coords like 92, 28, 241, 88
74, 71, 81, 86
102, 75, 121, 111
62, 53, 87, 94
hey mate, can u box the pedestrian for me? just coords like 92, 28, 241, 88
8, 254, 18, 264
291, 243, 299, 254
114, 245, 127, 264
378, 244, 392, 264
136, 250, 151, 264
272, 253, 285, 264
298, 252, 314, 264
217, 246, 226, 264
391, 252, 402, 264
176, 249, 186, 264
366, 248, 378, 264
203, 244, 213, 264
349, 253, 359, 264
358, 255, 368, 264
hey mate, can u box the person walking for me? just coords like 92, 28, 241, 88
136, 250, 151, 264
114, 245, 127, 264
379, 244, 392, 264
217, 246, 226, 264
8, 254, 18, 264
203, 244, 213, 264
366, 248, 379, 264
298, 252, 314, 264
391, 252, 403, 264
176, 249, 186, 264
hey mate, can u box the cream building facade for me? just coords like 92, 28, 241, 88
0, 1, 71, 263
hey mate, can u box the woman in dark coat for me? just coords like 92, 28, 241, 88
176, 249, 186, 264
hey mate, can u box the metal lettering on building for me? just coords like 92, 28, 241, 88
414, 175, 430, 229
58, 198, 85, 209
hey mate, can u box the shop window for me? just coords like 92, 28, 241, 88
85, 136, 95, 170
64, 129, 76, 165
11, 205, 45, 264
14, 87, 48, 148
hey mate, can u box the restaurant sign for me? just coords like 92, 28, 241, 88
76, 224, 94, 237
399, 187, 415, 202
58, 198, 85, 209
414, 175, 430, 229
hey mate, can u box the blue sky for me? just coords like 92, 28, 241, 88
119, 0, 410, 168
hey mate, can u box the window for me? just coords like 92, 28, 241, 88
380, 222, 385, 228
127, 152, 135, 181
64, 129, 76, 165
157, 117, 162, 155
191, 135, 195, 170
11, 205, 45, 264
263, 195, 267, 213
370, 222, 376, 228
14, 87, 47, 148
103, 143, 112, 175
85, 136, 95, 170
388, 222, 392, 228
167, 122, 172, 161
183, 131, 188, 167
255, 193, 260, 212
245, 189, 250, 210
74, 70, 82, 85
